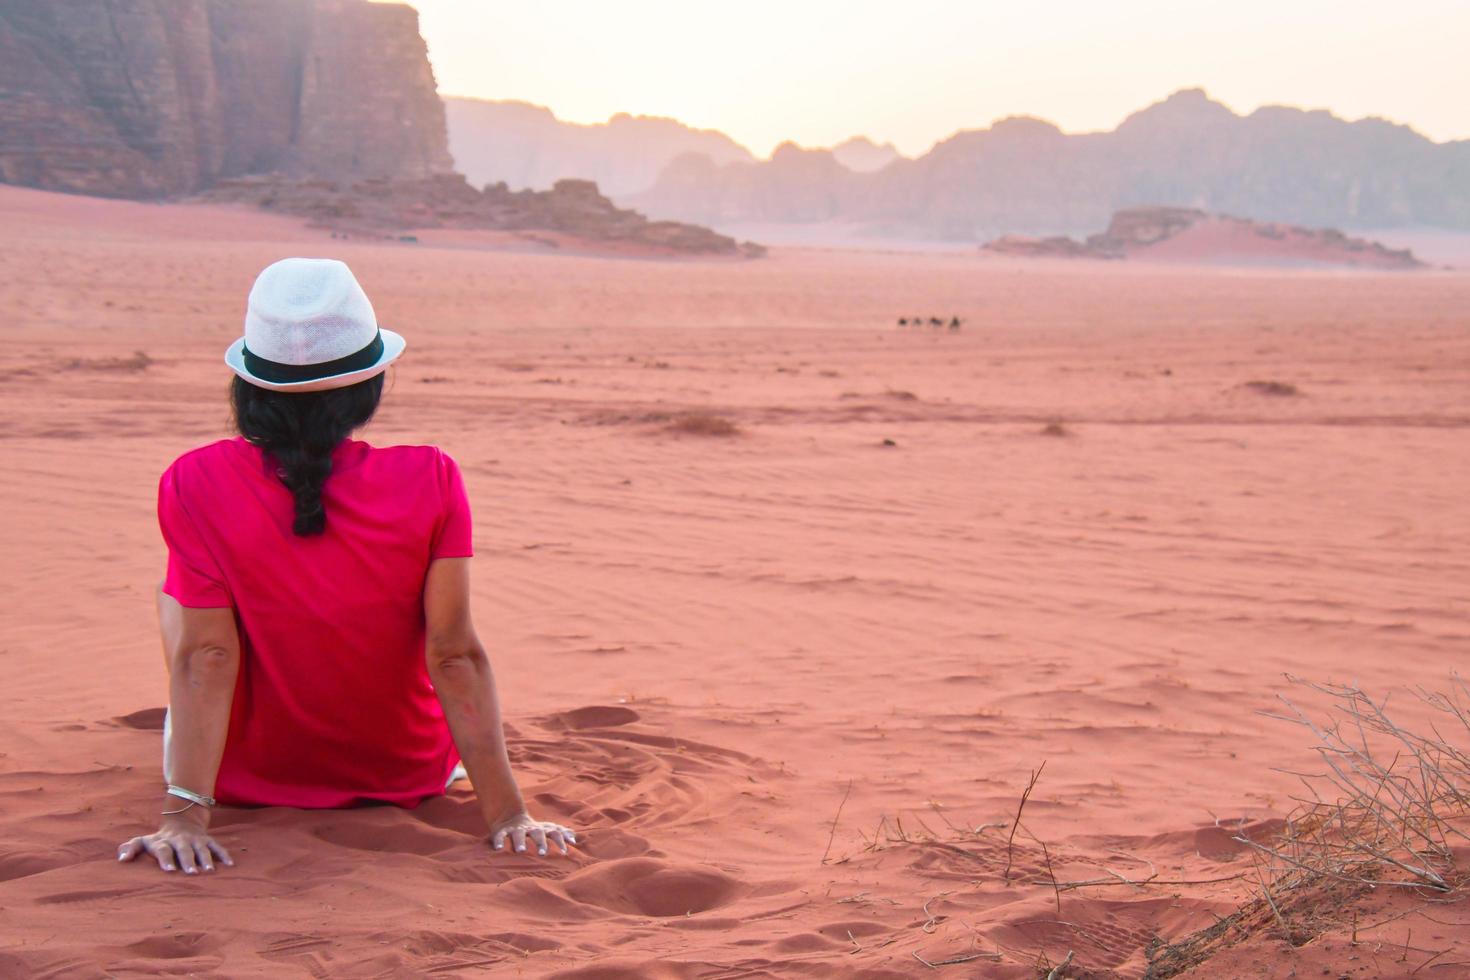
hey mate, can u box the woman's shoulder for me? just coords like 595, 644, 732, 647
162, 437, 251, 480
355, 441, 462, 477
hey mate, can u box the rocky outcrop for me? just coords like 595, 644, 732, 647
979, 235, 1103, 261
982, 207, 1426, 269
0, 0, 452, 198
445, 98, 755, 199
632, 89, 1470, 238
200, 174, 765, 257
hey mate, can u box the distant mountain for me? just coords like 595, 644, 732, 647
645, 142, 859, 224
444, 98, 755, 198
831, 136, 903, 173
629, 90, 1470, 239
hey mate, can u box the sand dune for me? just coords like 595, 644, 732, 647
2, 185, 1468, 977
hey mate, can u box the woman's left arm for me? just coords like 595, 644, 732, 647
118, 590, 240, 874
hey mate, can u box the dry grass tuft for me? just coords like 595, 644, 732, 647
1242, 380, 1301, 397
665, 412, 741, 437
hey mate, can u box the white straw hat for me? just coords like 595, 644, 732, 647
225, 258, 405, 392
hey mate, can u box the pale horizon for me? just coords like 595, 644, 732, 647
388, 0, 1470, 159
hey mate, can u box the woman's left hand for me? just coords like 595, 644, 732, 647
490, 812, 576, 856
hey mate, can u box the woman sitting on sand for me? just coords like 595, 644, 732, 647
118, 258, 575, 874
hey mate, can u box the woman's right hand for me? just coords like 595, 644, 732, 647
490, 811, 577, 857
118, 813, 234, 874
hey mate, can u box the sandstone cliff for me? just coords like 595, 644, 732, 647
982, 207, 1426, 269
0, 0, 452, 198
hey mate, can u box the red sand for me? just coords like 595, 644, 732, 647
2, 184, 1469, 977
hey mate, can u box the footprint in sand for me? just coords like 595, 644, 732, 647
542, 705, 642, 731
558, 857, 745, 917
0, 850, 78, 883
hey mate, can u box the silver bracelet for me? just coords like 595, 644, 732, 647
166, 784, 216, 809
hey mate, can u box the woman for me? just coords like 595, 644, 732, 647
119, 257, 574, 874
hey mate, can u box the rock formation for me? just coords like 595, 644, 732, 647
0, 0, 453, 198
200, 174, 765, 258
444, 98, 755, 200
981, 207, 1425, 269
630, 89, 1470, 239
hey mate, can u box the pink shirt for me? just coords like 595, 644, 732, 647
158, 436, 472, 808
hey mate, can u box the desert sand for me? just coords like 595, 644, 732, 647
1, 184, 1468, 978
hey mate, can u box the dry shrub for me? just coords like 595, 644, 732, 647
1040, 421, 1070, 437
831, 679, 1469, 979
885, 389, 919, 401
1242, 380, 1301, 397
1246, 678, 1470, 894
665, 412, 741, 437
1147, 677, 1470, 976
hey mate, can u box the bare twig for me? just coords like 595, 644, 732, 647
1003, 761, 1046, 881
1045, 949, 1075, 980
912, 949, 1002, 968
1252, 859, 1292, 941
1054, 870, 1247, 892
920, 894, 949, 934
821, 779, 853, 865
1413, 948, 1452, 975
1023, 826, 1062, 916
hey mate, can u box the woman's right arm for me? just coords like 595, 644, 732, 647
423, 557, 575, 857
117, 590, 239, 873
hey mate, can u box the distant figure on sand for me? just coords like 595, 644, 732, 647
949, 316, 962, 331
118, 258, 575, 874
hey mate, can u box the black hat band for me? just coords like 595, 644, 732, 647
243, 330, 385, 384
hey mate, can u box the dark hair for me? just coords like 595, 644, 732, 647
231, 373, 385, 536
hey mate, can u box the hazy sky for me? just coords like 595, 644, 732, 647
390, 0, 1470, 157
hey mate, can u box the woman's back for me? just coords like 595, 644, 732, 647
158, 436, 473, 807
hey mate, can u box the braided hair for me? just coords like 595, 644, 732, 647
230, 373, 384, 535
